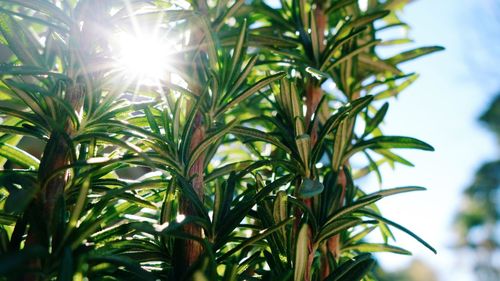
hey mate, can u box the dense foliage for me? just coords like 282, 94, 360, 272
455, 94, 500, 281
0, 0, 441, 280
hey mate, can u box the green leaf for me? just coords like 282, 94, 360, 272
213, 174, 294, 250
5, 83, 47, 122
342, 243, 412, 255
230, 126, 292, 154
273, 191, 287, 225
358, 53, 402, 75
244, 34, 299, 49
317, 217, 363, 244
4, 0, 72, 25
387, 46, 445, 65
216, 72, 286, 117
0, 13, 43, 66
362, 186, 426, 199
143, 107, 160, 135
295, 134, 310, 173
0, 6, 67, 32
0, 142, 39, 168
325, 253, 375, 281
226, 55, 258, 100
357, 209, 437, 254
321, 28, 366, 71
88, 255, 157, 281
305, 66, 328, 80
374, 73, 419, 100
347, 95, 374, 118
217, 217, 293, 261
176, 177, 211, 225
187, 120, 238, 172
0, 103, 48, 129
350, 136, 434, 156
67, 178, 91, 231
198, 17, 219, 71
344, 226, 378, 246
324, 40, 381, 72
0, 124, 46, 139
58, 247, 73, 281
332, 118, 350, 171
294, 224, 309, 281
205, 160, 253, 183
363, 102, 389, 136
309, 9, 320, 64
230, 19, 247, 75
313, 107, 350, 160
374, 149, 414, 167
324, 195, 382, 226
214, 0, 245, 31
351, 11, 390, 29
325, 0, 357, 14
0, 212, 18, 225
298, 0, 309, 32
0, 65, 67, 79
363, 150, 382, 183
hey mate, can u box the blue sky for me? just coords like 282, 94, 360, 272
372, 0, 499, 280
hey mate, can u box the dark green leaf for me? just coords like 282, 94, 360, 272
325, 253, 375, 281
363, 102, 389, 136
350, 136, 434, 155
357, 210, 437, 254
387, 46, 445, 65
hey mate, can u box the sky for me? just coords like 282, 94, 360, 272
371, 0, 499, 280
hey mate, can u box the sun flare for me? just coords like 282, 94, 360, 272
115, 32, 172, 86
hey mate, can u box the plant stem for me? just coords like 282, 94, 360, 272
302, 3, 328, 279
177, 113, 205, 271
174, 1, 208, 274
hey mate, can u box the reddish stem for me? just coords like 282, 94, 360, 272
174, 3, 208, 272
177, 113, 205, 273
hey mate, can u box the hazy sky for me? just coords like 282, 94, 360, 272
372, 0, 499, 280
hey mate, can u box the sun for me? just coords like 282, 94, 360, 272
115, 31, 172, 86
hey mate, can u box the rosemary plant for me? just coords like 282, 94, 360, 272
0, 0, 442, 280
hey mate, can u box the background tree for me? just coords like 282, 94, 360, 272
455, 94, 500, 281
0, 0, 441, 280
373, 259, 438, 281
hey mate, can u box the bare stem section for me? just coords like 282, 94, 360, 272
177, 113, 206, 272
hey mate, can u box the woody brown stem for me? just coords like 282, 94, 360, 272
305, 82, 322, 147
174, 2, 208, 274
20, 81, 84, 281
315, 2, 327, 54
175, 113, 206, 275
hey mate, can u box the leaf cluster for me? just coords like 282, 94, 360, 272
0, 0, 441, 280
